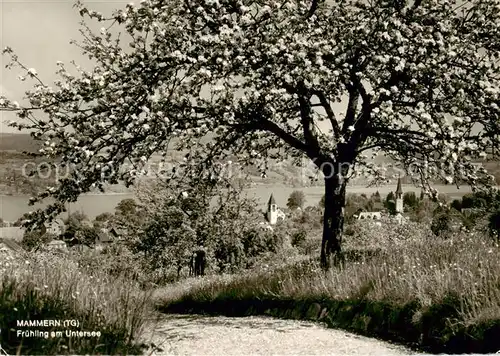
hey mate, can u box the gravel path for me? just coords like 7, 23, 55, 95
143, 314, 423, 356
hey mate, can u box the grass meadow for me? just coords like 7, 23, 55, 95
157, 220, 500, 354
0, 252, 155, 355
1, 190, 498, 354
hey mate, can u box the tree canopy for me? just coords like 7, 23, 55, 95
1, 0, 500, 268
287, 190, 306, 210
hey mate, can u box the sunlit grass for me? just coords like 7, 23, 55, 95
0, 251, 154, 355
158, 222, 500, 352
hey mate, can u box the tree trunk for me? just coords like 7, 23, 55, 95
320, 174, 347, 270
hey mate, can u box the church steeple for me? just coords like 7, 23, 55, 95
395, 175, 404, 214
395, 176, 403, 198
267, 193, 278, 225
268, 194, 276, 206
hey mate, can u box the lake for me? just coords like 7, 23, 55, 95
0, 184, 473, 222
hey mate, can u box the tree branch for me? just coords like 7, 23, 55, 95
341, 85, 360, 133
297, 90, 321, 154
313, 90, 341, 139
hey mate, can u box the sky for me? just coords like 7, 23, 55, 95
0, 0, 344, 135
0, 0, 130, 133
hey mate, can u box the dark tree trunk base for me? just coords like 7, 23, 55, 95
320, 174, 347, 271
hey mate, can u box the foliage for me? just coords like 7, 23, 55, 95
457, 188, 500, 230
76, 226, 101, 246
296, 207, 323, 230
431, 212, 451, 237
290, 229, 307, 249
93, 212, 114, 230
61, 212, 93, 243
13, 213, 31, 227
450, 199, 462, 212
407, 198, 435, 223
95, 212, 113, 222
384, 191, 396, 215
286, 190, 305, 210
0, 252, 153, 355
403, 192, 418, 210
113, 198, 146, 234
371, 191, 381, 202
134, 177, 278, 276
115, 198, 138, 216
21, 231, 54, 251
137, 205, 197, 275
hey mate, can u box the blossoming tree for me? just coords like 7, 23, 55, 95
1, 0, 500, 268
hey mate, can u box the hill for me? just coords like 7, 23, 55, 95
0, 133, 41, 153
0, 133, 498, 196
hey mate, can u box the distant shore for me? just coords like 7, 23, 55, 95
0, 183, 490, 222
0, 183, 484, 199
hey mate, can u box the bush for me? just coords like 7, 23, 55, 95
22, 231, 54, 251
451, 199, 462, 212
0, 252, 152, 355
135, 178, 266, 276
403, 192, 419, 210
489, 209, 500, 239
287, 190, 305, 210
431, 213, 451, 237
291, 229, 307, 248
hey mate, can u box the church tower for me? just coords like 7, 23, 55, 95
395, 176, 404, 214
267, 194, 278, 225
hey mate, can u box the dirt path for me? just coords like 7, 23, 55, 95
143, 314, 423, 355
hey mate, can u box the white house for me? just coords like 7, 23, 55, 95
45, 240, 68, 252
41, 219, 65, 236
357, 212, 382, 220
266, 194, 286, 225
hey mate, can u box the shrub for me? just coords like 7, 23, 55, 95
431, 213, 451, 237
489, 209, 500, 239
384, 192, 396, 214
451, 199, 462, 212
0, 252, 153, 355
287, 190, 305, 210
135, 178, 264, 276
291, 229, 307, 248
22, 231, 54, 251
403, 192, 419, 210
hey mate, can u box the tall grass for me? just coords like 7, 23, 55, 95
0, 251, 154, 355
158, 221, 500, 353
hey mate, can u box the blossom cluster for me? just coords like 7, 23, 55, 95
0, 0, 499, 227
